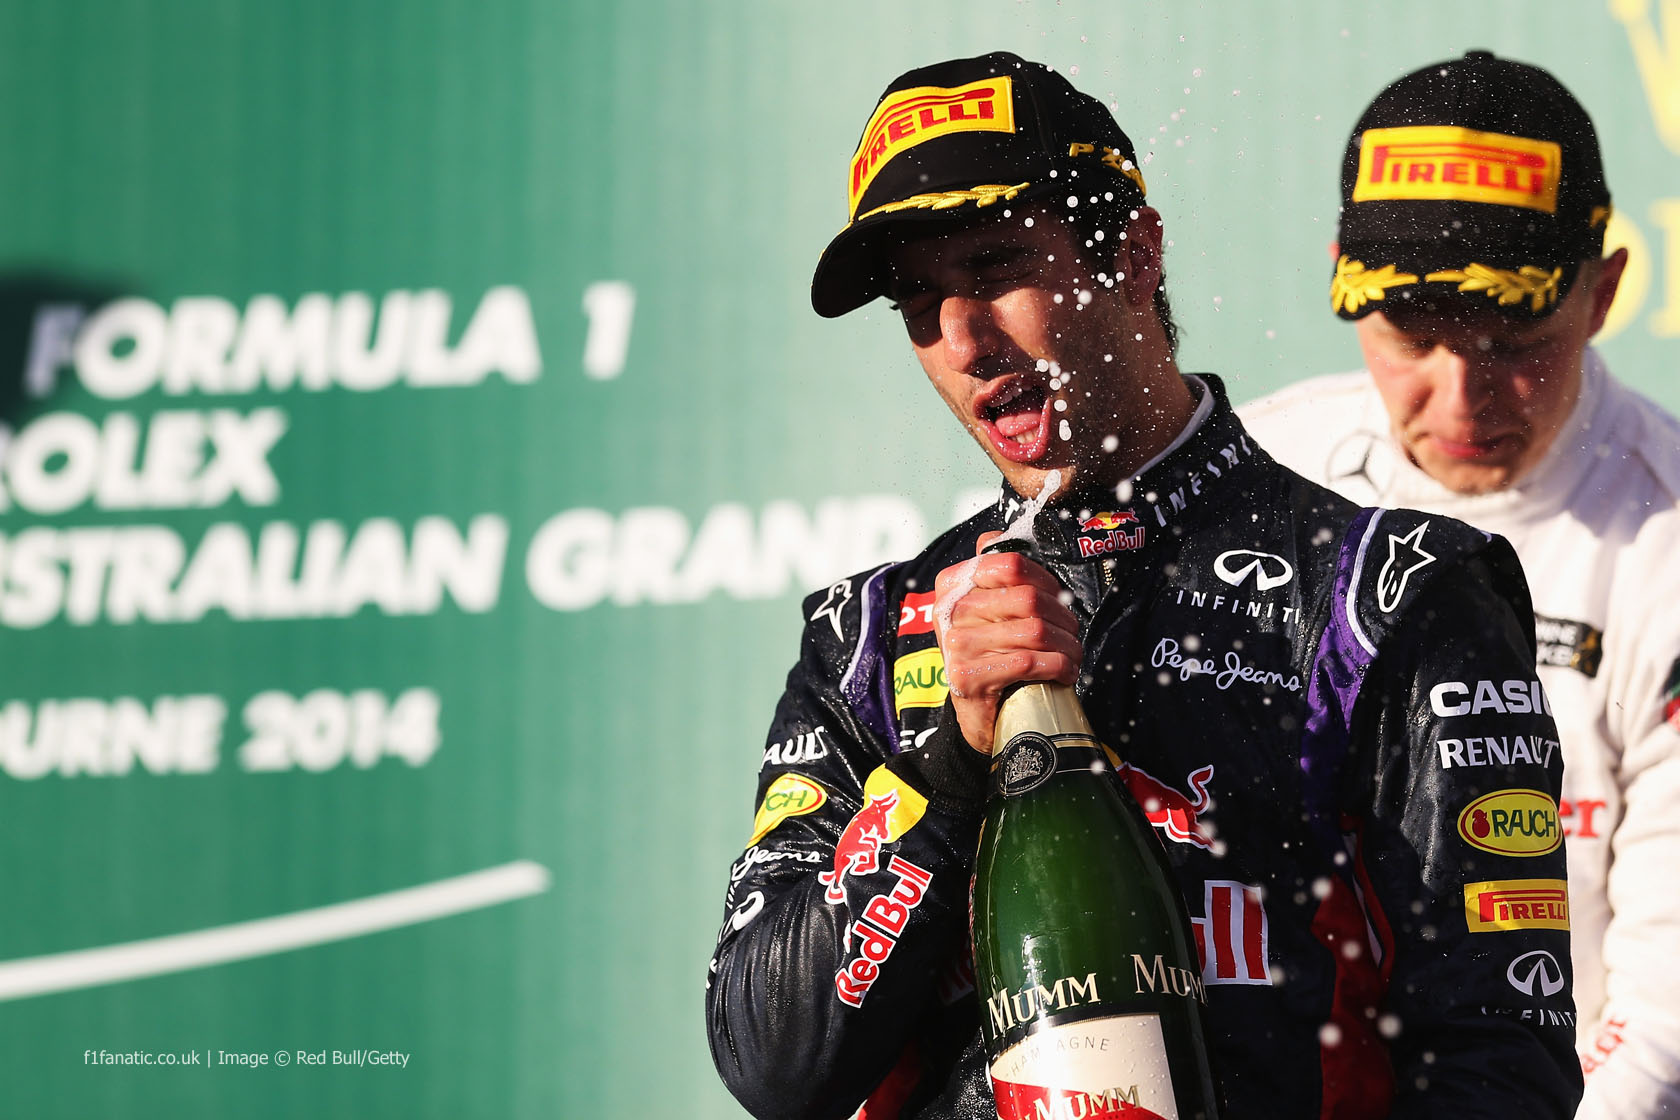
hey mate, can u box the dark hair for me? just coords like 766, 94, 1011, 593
1063, 197, 1181, 355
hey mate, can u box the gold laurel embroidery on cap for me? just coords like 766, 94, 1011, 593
1424, 263, 1563, 313
1330, 256, 1419, 315
1590, 204, 1612, 229
854, 182, 1030, 224
1067, 143, 1147, 197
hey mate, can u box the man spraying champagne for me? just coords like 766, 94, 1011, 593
708, 51, 1581, 1119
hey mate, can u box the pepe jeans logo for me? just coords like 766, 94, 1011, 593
1151, 637, 1302, 693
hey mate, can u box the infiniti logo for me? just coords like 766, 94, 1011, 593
729, 891, 765, 933
1507, 950, 1564, 997
1213, 550, 1294, 591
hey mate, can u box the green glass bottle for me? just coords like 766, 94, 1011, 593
972, 680, 1221, 1120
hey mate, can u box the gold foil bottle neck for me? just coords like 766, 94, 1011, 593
991, 681, 1096, 757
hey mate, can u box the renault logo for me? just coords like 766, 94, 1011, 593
1506, 949, 1564, 997
1213, 550, 1294, 591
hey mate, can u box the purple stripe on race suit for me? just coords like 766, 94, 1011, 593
1300, 507, 1381, 866
841, 564, 902, 749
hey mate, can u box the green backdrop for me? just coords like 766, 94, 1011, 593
1, 2, 1675, 1116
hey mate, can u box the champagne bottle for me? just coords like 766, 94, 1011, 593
972, 678, 1221, 1120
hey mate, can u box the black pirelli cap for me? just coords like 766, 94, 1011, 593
1331, 50, 1612, 321
811, 51, 1148, 318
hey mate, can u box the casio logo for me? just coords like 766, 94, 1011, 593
1429, 679, 1551, 718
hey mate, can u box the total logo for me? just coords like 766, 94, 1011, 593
1213, 550, 1293, 591
1076, 511, 1146, 559
1507, 950, 1565, 998
898, 590, 938, 637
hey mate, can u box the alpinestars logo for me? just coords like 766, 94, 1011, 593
1213, 550, 1293, 591
810, 579, 853, 641
1376, 521, 1435, 613
1506, 950, 1564, 998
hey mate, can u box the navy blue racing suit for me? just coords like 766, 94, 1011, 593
706, 376, 1581, 1119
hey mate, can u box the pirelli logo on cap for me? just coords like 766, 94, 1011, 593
849, 77, 1015, 218
1353, 126, 1561, 213
1464, 878, 1570, 933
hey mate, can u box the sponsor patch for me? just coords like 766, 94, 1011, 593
1213, 549, 1293, 591
1151, 637, 1302, 694
1533, 613, 1603, 679
1190, 880, 1271, 986
748, 773, 827, 845
833, 855, 933, 1007
1375, 521, 1435, 613
1352, 125, 1562, 213
1456, 790, 1561, 857
1507, 950, 1566, 997
762, 726, 831, 767
819, 767, 929, 905
893, 646, 949, 713
898, 590, 937, 636
1118, 762, 1215, 850
1076, 510, 1146, 559
1581, 1015, 1629, 1075
1435, 734, 1558, 770
848, 77, 1015, 218
810, 578, 853, 641
1464, 878, 1570, 932
1429, 678, 1549, 717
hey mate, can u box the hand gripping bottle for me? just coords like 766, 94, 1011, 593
971, 672, 1221, 1118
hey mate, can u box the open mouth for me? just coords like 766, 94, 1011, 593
976, 380, 1054, 463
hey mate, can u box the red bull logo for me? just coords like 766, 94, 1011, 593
1118, 762, 1214, 849
821, 791, 900, 904
834, 855, 933, 1007
1077, 510, 1145, 559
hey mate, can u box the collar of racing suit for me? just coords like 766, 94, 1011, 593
992, 373, 1270, 619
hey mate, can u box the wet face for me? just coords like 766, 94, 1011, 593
885, 206, 1175, 500
1354, 251, 1625, 494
